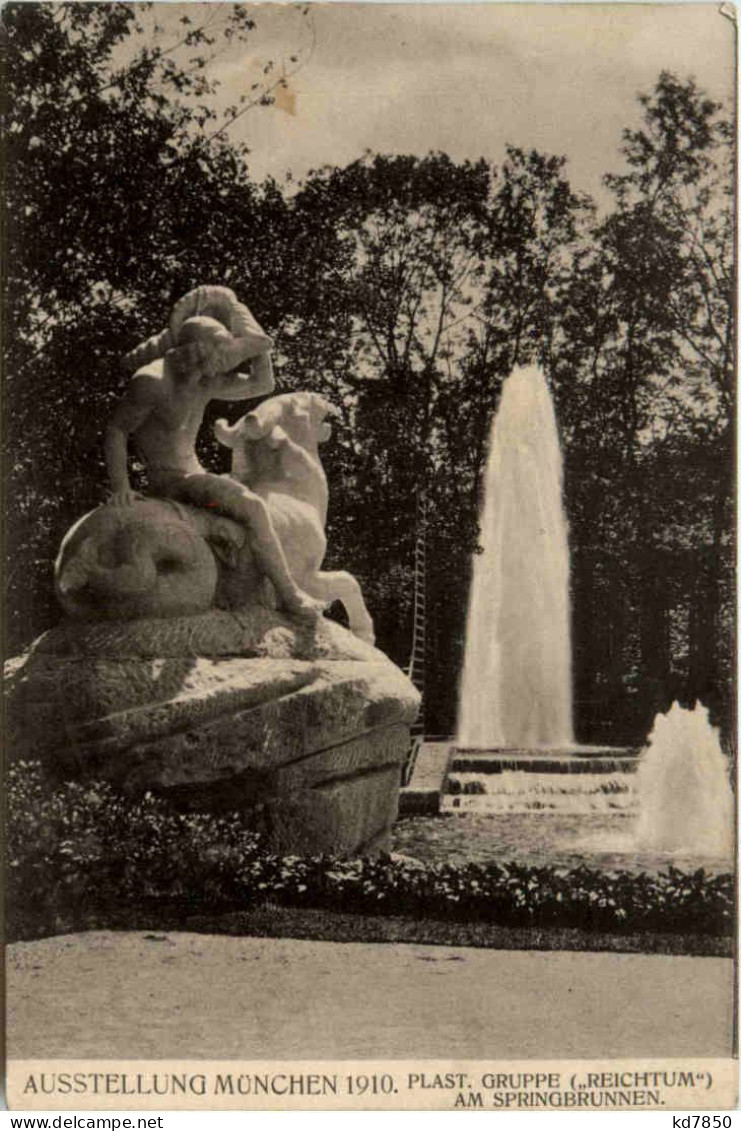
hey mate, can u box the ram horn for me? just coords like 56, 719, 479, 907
240, 398, 286, 440
309, 394, 339, 418
168, 286, 213, 341
121, 327, 174, 373
249, 351, 274, 389
170, 286, 273, 358
213, 417, 243, 448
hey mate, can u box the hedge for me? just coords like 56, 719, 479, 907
6, 761, 734, 941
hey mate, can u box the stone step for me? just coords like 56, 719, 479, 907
399, 740, 454, 815
451, 746, 640, 775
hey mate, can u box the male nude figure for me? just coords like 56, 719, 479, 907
104, 296, 324, 621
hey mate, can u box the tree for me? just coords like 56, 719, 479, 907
553, 72, 734, 739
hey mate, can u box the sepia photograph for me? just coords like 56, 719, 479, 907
2, 0, 737, 1113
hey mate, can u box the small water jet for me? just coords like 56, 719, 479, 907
634, 701, 734, 858
457, 366, 572, 748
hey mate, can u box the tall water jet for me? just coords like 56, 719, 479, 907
634, 702, 734, 857
457, 366, 573, 748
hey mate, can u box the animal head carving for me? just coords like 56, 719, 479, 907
214, 393, 337, 481
55, 501, 219, 621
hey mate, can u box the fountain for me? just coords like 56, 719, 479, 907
444, 367, 734, 873
457, 365, 573, 748
634, 702, 734, 858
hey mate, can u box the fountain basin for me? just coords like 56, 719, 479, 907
423, 711, 736, 873
393, 810, 734, 877
443, 746, 639, 817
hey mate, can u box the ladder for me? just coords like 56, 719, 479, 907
403, 489, 427, 783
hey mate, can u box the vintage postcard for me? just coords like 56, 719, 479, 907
3, 0, 737, 1113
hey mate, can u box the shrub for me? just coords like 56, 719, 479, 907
6, 761, 263, 937
6, 761, 735, 941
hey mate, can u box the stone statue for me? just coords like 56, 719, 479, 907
214, 392, 375, 644
103, 284, 323, 622
12, 288, 415, 859
55, 287, 375, 644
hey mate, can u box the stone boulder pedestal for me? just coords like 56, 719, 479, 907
6, 609, 420, 856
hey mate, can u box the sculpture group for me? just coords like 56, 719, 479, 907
11, 286, 418, 861
55, 286, 374, 644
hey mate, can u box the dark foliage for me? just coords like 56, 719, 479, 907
7, 762, 733, 942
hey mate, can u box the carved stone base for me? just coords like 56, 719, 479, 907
6, 609, 420, 856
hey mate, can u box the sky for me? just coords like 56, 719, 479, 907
170, 2, 738, 207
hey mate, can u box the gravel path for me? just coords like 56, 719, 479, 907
8, 931, 734, 1060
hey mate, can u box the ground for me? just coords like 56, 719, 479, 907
7, 930, 734, 1060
